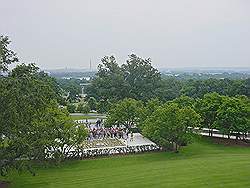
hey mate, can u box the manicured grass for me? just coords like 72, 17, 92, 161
70, 115, 97, 120
5, 137, 250, 188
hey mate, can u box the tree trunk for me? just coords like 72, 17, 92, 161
173, 142, 179, 153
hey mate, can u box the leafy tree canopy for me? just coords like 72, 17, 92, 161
0, 35, 18, 72
142, 103, 201, 151
215, 96, 250, 139
105, 98, 143, 128
86, 54, 161, 102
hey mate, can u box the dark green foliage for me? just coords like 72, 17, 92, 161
87, 97, 97, 110
121, 54, 161, 100
105, 98, 143, 128
67, 104, 76, 113
0, 64, 86, 175
0, 37, 87, 175
0, 35, 18, 72
86, 56, 127, 101
86, 55, 248, 103
169, 95, 196, 109
96, 99, 112, 113
155, 78, 183, 101
215, 96, 250, 139
181, 78, 249, 98
77, 103, 90, 114
196, 93, 250, 139
86, 54, 161, 102
57, 78, 83, 101
142, 103, 201, 151
137, 98, 162, 130
196, 93, 223, 136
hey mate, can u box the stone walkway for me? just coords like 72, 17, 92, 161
79, 133, 156, 150
201, 132, 250, 140
120, 133, 156, 147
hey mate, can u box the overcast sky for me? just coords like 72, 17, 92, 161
1, 0, 250, 70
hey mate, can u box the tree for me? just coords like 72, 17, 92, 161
155, 78, 182, 102
87, 97, 97, 111
215, 96, 250, 139
77, 103, 90, 114
57, 78, 82, 102
67, 104, 76, 113
196, 92, 223, 136
44, 108, 87, 161
121, 54, 161, 101
96, 99, 112, 114
9, 63, 64, 105
242, 78, 250, 97
137, 98, 162, 130
170, 95, 196, 109
0, 62, 87, 175
105, 98, 143, 128
86, 54, 162, 102
180, 78, 248, 99
142, 104, 201, 152
0, 35, 18, 72
86, 56, 127, 101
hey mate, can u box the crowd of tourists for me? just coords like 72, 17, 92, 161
70, 119, 161, 159
87, 127, 131, 140
80, 119, 134, 141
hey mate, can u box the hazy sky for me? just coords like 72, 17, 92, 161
1, 0, 250, 69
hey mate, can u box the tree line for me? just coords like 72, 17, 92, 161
84, 55, 249, 151
85, 55, 249, 113
55, 55, 249, 114
105, 94, 249, 152
1, 35, 249, 175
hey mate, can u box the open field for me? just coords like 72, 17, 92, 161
70, 113, 106, 121
4, 137, 250, 188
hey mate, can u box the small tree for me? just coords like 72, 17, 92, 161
77, 103, 90, 114
67, 104, 76, 113
88, 97, 97, 111
106, 98, 143, 128
142, 104, 201, 152
46, 109, 88, 161
96, 99, 112, 114
215, 96, 250, 139
196, 92, 223, 136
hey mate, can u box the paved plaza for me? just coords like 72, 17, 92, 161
81, 133, 156, 150
121, 133, 156, 146
75, 118, 157, 149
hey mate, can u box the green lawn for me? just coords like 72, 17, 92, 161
70, 115, 97, 120
5, 137, 250, 188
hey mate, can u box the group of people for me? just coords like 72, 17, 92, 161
87, 127, 133, 141
69, 119, 162, 159
83, 119, 134, 141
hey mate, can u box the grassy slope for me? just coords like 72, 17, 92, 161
6, 137, 250, 188
70, 115, 97, 120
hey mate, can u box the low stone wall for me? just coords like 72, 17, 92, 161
66, 144, 161, 159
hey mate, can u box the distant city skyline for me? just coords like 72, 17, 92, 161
1, 0, 250, 69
